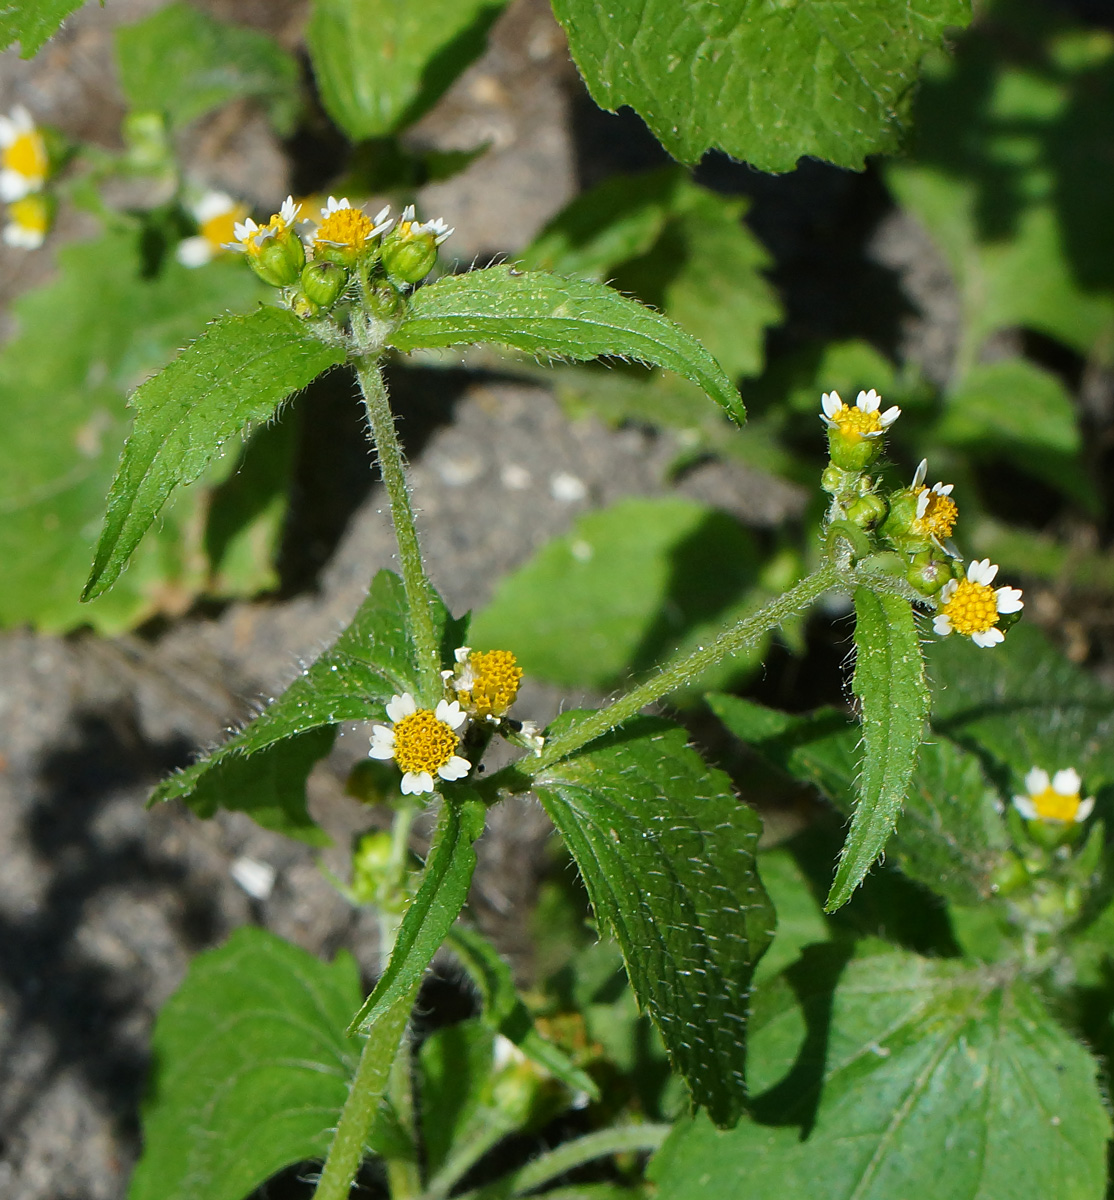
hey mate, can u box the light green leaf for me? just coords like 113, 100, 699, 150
551, 0, 972, 170
306, 0, 507, 140
648, 947, 1110, 1200
152, 571, 432, 839
535, 715, 774, 1128
84, 305, 345, 603
827, 589, 928, 911
448, 926, 599, 1098
0, 232, 262, 633
753, 849, 830, 985
116, 2, 301, 132
128, 928, 363, 1200
390, 265, 744, 423
0, 0, 83, 57
350, 796, 487, 1033
470, 496, 764, 692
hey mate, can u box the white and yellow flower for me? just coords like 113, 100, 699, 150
819, 388, 901, 439
932, 558, 1023, 648
310, 196, 393, 263
227, 195, 305, 286
1012, 767, 1094, 825
229, 194, 302, 253
445, 645, 522, 721
394, 202, 453, 247
369, 693, 471, 795
3, 192, 50, 249
910, 458, 958, 543
176, 190, 250, 267
0, 106, 48, 201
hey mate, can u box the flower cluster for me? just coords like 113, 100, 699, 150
0, 107, 53, 250
1013, 767, 1094, 826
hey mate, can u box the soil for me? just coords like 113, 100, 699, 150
0, 2, 967, 1197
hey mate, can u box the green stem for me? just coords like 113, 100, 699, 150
525, 562, 843, 774
452, 1124, 672, 1200
357, 357, 441, 701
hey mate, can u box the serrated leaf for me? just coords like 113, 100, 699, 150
648, 947, 1110, 1200
535, 715, 774, 1128
0, 0, 83, 57
84, 305, 345, 602
116, 2, 300, 133
826, 589, 928, 911
551, 0, 972, 171
470, 496, 764, 693
307, 0, 507, 141
152, 571, 431, 839
0, 232, 263, 633
350, 796, 486, 1033
390, 265, 744, 423
448, 926, 599, 1098
128, 928, 363, 1200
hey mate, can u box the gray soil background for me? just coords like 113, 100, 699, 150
0, 2, 964, 1197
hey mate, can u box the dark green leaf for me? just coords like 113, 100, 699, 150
551, 0, 972, 170
826, 589, 927, 911
128, 928, 363, 1200
84, 305, 345, 602
470, 497, 764, 693
648, 947, 1110, 1200
448, 926, 599, 1097
350, 796, 487, 1033
0, 0, 83, 57
390, 265, 744, 423
419, 1018, 498, 1177
116, 3, 301, 133
306, 0, 507, 140
152, 571, 430, 838
535, 715, 774, 1128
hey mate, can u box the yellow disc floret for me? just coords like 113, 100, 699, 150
391, 709, 460, 776
315, 206, 377, 251
3, 129, 46, 180
459, 650, 522, 719
939, 578, 999, 636
830, 405, 883, 441
913, 489, 958, 540
1030, 784, 1081, 823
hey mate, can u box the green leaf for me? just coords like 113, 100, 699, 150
306, 0, 507, 141
84, 305, 345, 603
418, 1018, 499, 1178
151, 571, 430, 839
116, 2, 301, 133
390, 265, 744, 424
470, 496, 764, 693
551, 0, 972, 171
535, 715, 774, 1128
826, 589, 928, 911
0, 0, 83, 57
128, 928, 363, 1200
350, 796, 486, 1033
0, 232, 262, 633
753, 849, 830, 985
648, 947, 1110, 1200
447, 926, 599, 1098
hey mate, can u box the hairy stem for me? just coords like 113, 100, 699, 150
357, 357, 441, 700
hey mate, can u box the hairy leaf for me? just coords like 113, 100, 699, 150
307, 0, 506, 140
84, 305, 344, 602
116, 2, 300, 132
535, 715, 774, 1127
827, 589, 927, 910
390, 265, 744, 423
128, 928, 363, 1200
350, 796, 487, 1033
0, 0, 83, 56
551, 0, 972, 170
649, 947, 1110, 1199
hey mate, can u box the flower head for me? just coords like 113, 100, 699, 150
381, 203, 453, 285
311, 196, 392, 265
819, 389, 900, 439
932, 559, 1023, 648
449, 646, 522, 720
395, 203, 454, 247
369, 693, 471, 795
909, 459, 958, 542
176, 191, 250, 268
1013, 767, 1094, 825
3, 192, 50, 249
228, 195, 305, 285
0, 106, 48, 201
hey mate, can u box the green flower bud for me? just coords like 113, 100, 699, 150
906, 551, 956, 597
291, 290, 320, 319
249, 230, 305, 287
364, 280, 406, 321
301, 260, 348, 308
846, 492, 887, 529
381, 204, 453, 286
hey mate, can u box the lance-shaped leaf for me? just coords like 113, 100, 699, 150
128, 928, 364, 1200
534, 715, 773, 1128
648, 946, 1110, 1200
350, 796, 486, 1033
152, 571, 434, 841
84, 305, 345, 602
389, 266, 744, 424
550, 0, 972, 171
0, 0, 83, 56
826, 589, 927, 911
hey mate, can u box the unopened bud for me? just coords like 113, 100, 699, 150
301, 260, 348, 308
846, 493, 887, 530
906, 551, 955, 597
